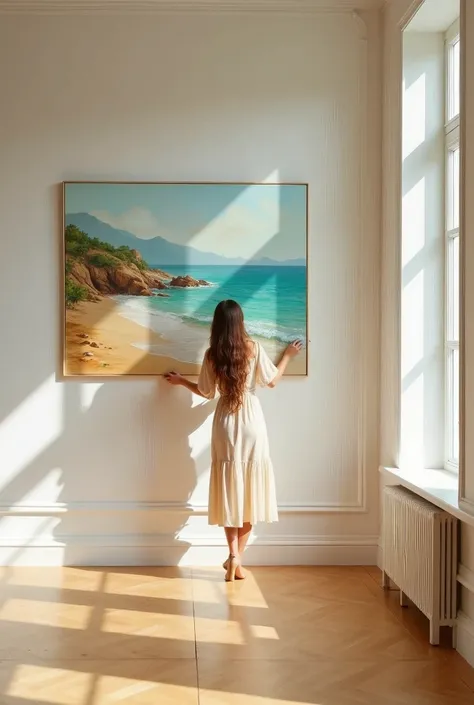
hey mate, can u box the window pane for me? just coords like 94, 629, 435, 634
452, 348, 459, 464
449, 39, 460, 120
452, 147, 460, 229
447, 147, 460, 231
447, 347, 460, 465
452, 40, 460, 118
448, 235, 460, 341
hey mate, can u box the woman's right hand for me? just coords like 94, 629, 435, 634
164, 371, 183, 385
285, 340, 303, 358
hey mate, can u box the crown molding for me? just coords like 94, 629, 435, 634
0, 0, 386, 15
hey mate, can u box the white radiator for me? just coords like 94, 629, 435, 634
382, 485, 458, 645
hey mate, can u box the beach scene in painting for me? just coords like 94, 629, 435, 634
64, 182, 307, 376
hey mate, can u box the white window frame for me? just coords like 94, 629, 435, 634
445, 19, 460, 473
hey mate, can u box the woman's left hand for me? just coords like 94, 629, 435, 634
164, 371, 183, 386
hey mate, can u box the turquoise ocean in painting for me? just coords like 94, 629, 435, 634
115, 264, 306, 364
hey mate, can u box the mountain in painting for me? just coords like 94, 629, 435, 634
65, 213, 306, 267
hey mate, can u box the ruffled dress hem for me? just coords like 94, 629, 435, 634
208, 458, 279, 527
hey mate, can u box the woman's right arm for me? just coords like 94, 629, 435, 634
268, 341, 303, 388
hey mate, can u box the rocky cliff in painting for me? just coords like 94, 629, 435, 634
65, 224, 209, 307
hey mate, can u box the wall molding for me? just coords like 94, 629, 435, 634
0, 500, 368, 515
0, 0, 386, 14
0, 533, 380, 548
0, 533, 379, 566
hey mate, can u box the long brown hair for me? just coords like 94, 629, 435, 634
208, 300, 250, 413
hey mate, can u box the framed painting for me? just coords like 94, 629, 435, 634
63, 182, 308, 377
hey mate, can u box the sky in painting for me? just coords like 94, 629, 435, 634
65, 182, 307, 261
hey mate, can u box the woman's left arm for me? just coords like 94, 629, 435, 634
164, 372, 207, 398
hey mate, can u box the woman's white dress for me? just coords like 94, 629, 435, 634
198, 341, 279, 527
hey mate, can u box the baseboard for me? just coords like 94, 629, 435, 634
457, 611, 474, 668
0, 534, 379, 566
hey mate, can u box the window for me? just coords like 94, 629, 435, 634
445, 19, 460, 471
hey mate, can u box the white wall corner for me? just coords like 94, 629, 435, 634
352, 9, 369, 40
458, 563, 474, 595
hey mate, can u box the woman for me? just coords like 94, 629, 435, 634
165, 300, 302, 581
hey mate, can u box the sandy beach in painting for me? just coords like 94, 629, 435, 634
65, 298, 306, 377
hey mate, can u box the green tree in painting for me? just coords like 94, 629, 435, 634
87, 253, 118, 268
65, 223, 148, 269
65, 278, 88, 308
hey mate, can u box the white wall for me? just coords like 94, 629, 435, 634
0, 10, 382, 566
382, 0, 474, 667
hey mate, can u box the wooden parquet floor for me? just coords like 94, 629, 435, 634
0, 565, 472, 704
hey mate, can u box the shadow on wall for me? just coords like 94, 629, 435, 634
0, 176, 307, 566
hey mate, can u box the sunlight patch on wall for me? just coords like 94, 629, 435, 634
401, 269, 424, 467
186, 473, 211, 506
403, 73, 426, 160
188, 406, 213, 461
401, 269, 424, 378
12, 468, 63, 505
0, 514, 60, 547
400, 372, 425, 467
402, 178, 426, 267
0, 376, 63, 490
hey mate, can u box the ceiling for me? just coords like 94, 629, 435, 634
405, 0, 459, 32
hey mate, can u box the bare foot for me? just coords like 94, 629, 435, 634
235, 564, 246, 580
